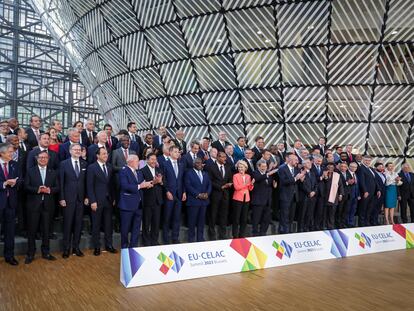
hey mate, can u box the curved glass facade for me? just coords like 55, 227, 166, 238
29, 0, 414, 163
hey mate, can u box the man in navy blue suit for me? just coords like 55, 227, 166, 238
26, 133, 59, 170
80, 119, 97, 148
0, 143, 21, 265
24, 115, 43, 149
59, 143, 88, 258
118, 155, 153, 248
181, 140, 201, 171
87, 131, 111, 164
162, 145, 186, 244
278, 154, 305, 234
357, 155, 380, 227
250, 159, 277, 236
59, 128, 83, 161
185, 158, 212, 242
87, 147, 117, 255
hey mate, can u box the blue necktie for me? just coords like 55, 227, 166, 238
406, 173, 411, 183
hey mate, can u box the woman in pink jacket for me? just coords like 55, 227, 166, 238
232, 160, 255, 238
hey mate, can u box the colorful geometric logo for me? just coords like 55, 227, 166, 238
355, 232, 371, 248
325, 230, 349, 258
393, 224, 414, 249
272, 240, 293, 259
157, 251, 185, 275
230, 238, 267, 272
121, 248, 145, 287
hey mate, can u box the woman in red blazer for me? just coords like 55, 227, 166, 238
232, 160, 254, 238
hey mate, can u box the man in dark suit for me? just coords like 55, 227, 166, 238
59, 143, 88, 258
185, 158, 212, 242
118, 155, 153, 248
7, 135, 28, 236
398, 163, 414, 223
0, 119, 10, 143
162, 146, 186, 244
173, 129, 187, 155
58, 128, 83, 161
225, 145, 236, 172
348, 162, 360, 227
181, 140, 201, 171
298, 159, 318, 232
157, 145, 170, 171
87, 131, 111, 164
250, 159, 276, 236
311, 155, 326, 230
103, 123, 118, 153
127, 121, 144, 151
143, 132, 154, 150
8, 117, 19, 135
243, 148, 256, 176
278, 154, 304, 234
372, 162, 386, 226
211, 131, 230, 153
80, 119, 97, 148
206, 151, 233, 240
252, 136, 265, 163
25, 115, 43, 149
313, 137, 327, 156
141, 153, 164, 246
155, 134, 172, 156
345, 144, 355, 164
276, 143, 286, 165
152, 125, 167, 149
26, 133, 59, 170
0, 143, 21, 265
336, 162, 354, 228
197, 137, 211, 162
87, 147, 117, 256
357, 155, 380, 227
24, 151, 59, 264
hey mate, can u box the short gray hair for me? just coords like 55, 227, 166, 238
0, 143, 12, 154
256, 159, 267, 169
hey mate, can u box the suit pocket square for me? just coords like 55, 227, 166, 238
123, 193, 131, 196
82, 168, 86, 171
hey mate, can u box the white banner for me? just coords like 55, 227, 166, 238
120, 223, 414, 288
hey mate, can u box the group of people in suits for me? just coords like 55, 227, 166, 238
1, 116, 414, 267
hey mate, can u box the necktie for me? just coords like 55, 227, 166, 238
35, 129, 40, 142
406, 173, 411, 183
291, 167, 294, 177
133, 170, 138, 181
20, 141, 25, 151
13, 151, 18, 162
74, 160, 80, 178
193, 154, 196, 161
103, 164, 108, 177
107, 136, 112, 149
124, 149, 128, 160
349, 152, 352, 161
198, 170, 203, 183
220, 165, 224, 178
3, 162, 9, 179
40, 167, 46, 185
317, 166, 320, 176
131, 134, 136, 142
205, 151, 209, 158
88, 132, 93, 144
173, 161, 178, 178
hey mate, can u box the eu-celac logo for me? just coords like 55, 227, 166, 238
272, 240, 293, 259
157, 251, 185, 275
355, 232, 371, 248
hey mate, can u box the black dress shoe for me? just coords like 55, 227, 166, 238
5, 257, 19, 266
25, 256, 34, 264
42, 254, 57, 261
93, 248, 101, 256
72, 248, 84, 257
105, 246, 118, 254
62, 251, 70, 259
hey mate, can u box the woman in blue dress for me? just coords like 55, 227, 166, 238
384, 163, 401, 225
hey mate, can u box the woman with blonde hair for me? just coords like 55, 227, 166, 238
232, 160, 254, 238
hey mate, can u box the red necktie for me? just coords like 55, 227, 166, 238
124, 149, 128, 160
107, 136, 112, 149
3, 162, 9, 179
349, 152, 352, 161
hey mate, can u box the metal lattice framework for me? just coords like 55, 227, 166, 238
0, 0, 103, 129
27, 0, 414, 165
